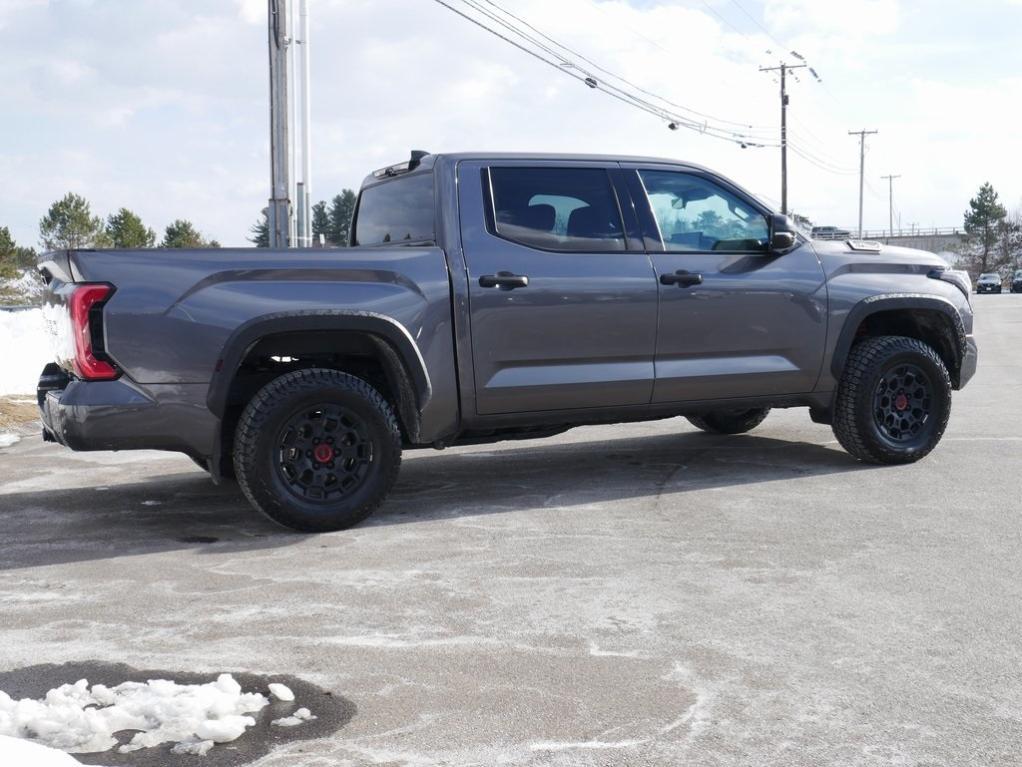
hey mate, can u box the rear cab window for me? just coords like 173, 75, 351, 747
353, 172, 435, 246
485, 167, 626, 252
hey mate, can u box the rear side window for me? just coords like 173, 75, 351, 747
353, 173, 435, 246
487, 167, 625, 252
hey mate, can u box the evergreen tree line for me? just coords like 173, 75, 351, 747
0, 193, 220, 279
249, 190, 357, 247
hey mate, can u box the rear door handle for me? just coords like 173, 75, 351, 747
660, 270, 703, 288
479, 271, 529, 290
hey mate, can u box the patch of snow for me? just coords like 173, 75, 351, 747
140, 500, 162, 506
0, 308, 53, 396
0, 673, 267, 755
0, 734, 87, 765
271, 707, 316, 727
0, 433, 20, 449
268, 683, 294, 702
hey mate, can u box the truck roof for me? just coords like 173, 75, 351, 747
362, 151, 715, 188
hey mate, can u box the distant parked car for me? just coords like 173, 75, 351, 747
976, 273, 1003, 294
1011, 269, 1022, 293
811, 225, 852, 241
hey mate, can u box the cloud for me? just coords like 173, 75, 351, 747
0, 0, 1018, 247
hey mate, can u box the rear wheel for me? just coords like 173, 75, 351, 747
686, 408, 770, 435
233, 368, 402, 532
832, 336, 951, 464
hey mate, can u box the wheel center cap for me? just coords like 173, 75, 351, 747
313, 444, 334, 463
894, 393, 909, 412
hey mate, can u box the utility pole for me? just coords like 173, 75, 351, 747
760, 62, 806, 216
267, 0, 291, 249
294, 0, 312, 248
881, 174, 901, 242
849, 129, 878, 238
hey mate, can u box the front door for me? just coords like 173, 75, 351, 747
458, 161, 659, 415
626, 166, 828, 403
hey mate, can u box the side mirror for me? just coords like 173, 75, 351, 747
769, 214, 798, 253
771, 230, 796, 251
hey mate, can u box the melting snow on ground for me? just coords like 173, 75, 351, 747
0, 673, 313, 757
0, 308, 52, 395
0, 433, 21, 449
271, 707, 317, 727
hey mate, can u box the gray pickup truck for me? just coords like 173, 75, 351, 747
37, 152, 978, 531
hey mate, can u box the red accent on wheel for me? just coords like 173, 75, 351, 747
894, 393, 909, 411
313, 444, 334, 463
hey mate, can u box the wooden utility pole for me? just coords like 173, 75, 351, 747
881, 174, 901, 241
849, 129, 878, 238
760, 62, 806, 216
268, 0, 291, 248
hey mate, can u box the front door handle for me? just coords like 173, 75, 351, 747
479, 271, 529, 290
660, 270, 703, 288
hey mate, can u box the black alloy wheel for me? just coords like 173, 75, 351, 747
872, 363, 933, 445
276, 403, 373, 502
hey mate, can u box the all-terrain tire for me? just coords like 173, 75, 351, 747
233, 368, 402, 532
686, 408, 770, 435
832, 335, 951, 465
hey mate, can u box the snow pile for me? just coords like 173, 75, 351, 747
0, 308, 53, 395
271, 708, 317, 728
0, 673, 269, 755
0, 735, 85, 766
0, 433, 20, 449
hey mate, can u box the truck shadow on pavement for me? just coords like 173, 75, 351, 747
0, 430, 870, 571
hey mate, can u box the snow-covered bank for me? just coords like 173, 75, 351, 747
0, 673, 309, 756
0, 308, 52, 395
0, 735, 87, 766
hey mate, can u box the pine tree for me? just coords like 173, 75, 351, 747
328, 190, 357, 247
249, 209, 270, 248
963, 183, 1007, 274
162, 219, 215, 248
39, 193, 107, 250
106, 208, 156, 248
311, 201, 331, 246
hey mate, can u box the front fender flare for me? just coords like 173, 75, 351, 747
205, 310, 432, 419
831, 293, 967, 380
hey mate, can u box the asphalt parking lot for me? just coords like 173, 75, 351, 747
1, 295, 1020, 766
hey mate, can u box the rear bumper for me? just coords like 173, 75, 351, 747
959, 335, 978, 389
37, 365, 217, 458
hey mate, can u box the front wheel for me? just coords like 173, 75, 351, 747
686, 408, 770, 435
832, 336, 951, 465
233, 368, 402, 532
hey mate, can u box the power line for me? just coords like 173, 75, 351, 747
849, 129, 879, 237
430, 0, 779, 147
482, 0, 776, 133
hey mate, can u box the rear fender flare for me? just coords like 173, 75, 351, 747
206, 310, 432, 419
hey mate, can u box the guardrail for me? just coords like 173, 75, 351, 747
843, 227, 965, 240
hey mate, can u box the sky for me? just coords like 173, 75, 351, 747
1, 0, 1021, 248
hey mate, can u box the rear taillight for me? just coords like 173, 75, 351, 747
68, 283, 118, 380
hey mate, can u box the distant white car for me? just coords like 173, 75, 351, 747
811, 225, 852, 241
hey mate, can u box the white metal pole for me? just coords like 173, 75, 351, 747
299, 0, 312, 247
268, 0, 291, 249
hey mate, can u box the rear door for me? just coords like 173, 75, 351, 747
625, 165, 828, 402
457, 160, 659, 415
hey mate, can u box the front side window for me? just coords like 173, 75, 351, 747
639, 170, 769, 253
353, 172, 435, 246
488, 167, 626, 252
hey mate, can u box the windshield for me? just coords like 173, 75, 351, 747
980, 274, 1000, 280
